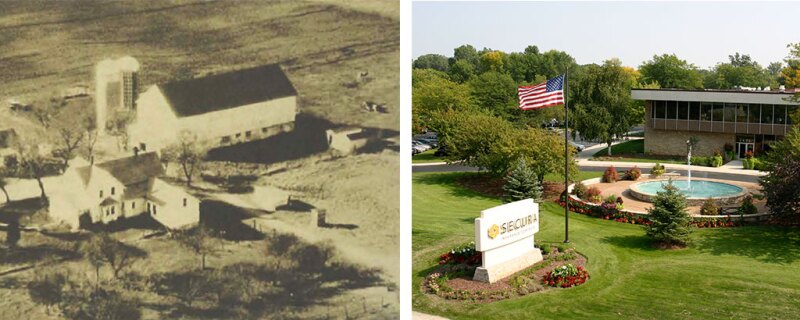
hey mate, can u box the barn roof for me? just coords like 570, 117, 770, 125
158, 64, 297, 118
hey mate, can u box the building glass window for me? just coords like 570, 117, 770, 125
724, 103, 736, 122
774, 105, 786, 124
111, 187, 115, 195
132, 202, 136, 209
655, 101, 666, 119
246, 131, 252, 138
236, 133, 242, 138
153, 206, 157, 215
712, 103, 724, 122
111, 206, 115, 214
221, 136, 231, 144
183, 198, 187, 207
689, 102, 700, 120
749, 104, 761, 124
736, 104, 748, 123
677, 101, 689, 120
701, 103, 712, 121
666, 101, 677, 119
761, 105, 773, 123
100, 190, 103, 198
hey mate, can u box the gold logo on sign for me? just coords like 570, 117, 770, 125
488, 224, 500, 239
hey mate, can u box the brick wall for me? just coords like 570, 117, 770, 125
644, 101, 734, 156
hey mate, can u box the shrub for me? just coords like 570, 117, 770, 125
604, 194, 617, 204
503, 158, 543, 203
602, 166, 619, 183
539, 244, 553, 255
700, 198, 720, 216
644, 180, 692, 246
624, 166, 641, 181
737, 195, 758, 215
585, 186, 602, 203
690, 156, 709, 166
651, 163, 665, 177
753, 158, 767, 171
556, 242, 573, 253
571, 181, 587, 198
542, 264, 589, 288
615, 196, 624, 210
710, 154, 723, 167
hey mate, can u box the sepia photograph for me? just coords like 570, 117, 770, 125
0, 0, 399, 319
411, 1, 800, 319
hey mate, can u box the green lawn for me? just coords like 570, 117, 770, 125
592, 140, 685, 164
413, 171, 800, 319
413, 149, 444, 163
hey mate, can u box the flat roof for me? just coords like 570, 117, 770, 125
631, 88, 799, 105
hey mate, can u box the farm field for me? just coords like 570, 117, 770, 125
413, 171, 800, 320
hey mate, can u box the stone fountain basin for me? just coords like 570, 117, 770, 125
629, 179, 748, 206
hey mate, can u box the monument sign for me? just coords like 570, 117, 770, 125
473, 199, 543, 283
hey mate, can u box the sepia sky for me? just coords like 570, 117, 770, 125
412, 1, 799, 69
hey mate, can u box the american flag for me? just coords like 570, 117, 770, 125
518, 74, 565, 110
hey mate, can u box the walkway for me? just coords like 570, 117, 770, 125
413, 311, 450, 320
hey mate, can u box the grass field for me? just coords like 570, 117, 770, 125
412, 149, 444, 163
413, 171, 800, 319
592, 140, 685, 164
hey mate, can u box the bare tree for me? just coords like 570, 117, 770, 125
106, 109, 135, 151
16, 142, 49, 201
0, 168, 9, 202
165, 131, 208, 187
52, 118, 87, 170
30, 98, 65, 129
175, 226, 217, 270
81, 233, 145, 284
79, 115, 99, 165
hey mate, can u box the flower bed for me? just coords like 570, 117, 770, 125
560, 192, 745, 228
559, 194, 650, 225
542, 264, 589, 288
438, 242, 481, 266
423, 245, 588, 302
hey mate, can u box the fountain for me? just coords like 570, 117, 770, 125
686, 138, 695, 190
628, 137, 747, 206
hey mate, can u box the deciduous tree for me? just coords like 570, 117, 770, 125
571, 59, 637, 155
639, 53, 704, 89
165, 131, 209, 187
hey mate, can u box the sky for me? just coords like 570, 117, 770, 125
412, 1, 799, 69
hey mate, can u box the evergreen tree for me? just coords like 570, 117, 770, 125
502, 158, 543, 203
643, 180, 692, 246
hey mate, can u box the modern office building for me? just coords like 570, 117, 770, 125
632, 88, 800, 158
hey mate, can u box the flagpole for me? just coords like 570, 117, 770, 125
563, 70, 570, 244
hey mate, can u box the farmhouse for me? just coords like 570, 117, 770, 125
48, 152, 199, 230
126, 63, 298, 152
632, 88, 800, 158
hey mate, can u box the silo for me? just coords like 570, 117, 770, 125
95, 56, 140, 135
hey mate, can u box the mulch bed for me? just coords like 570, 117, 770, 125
455, 174, 566, 200
422, 249, 589, 303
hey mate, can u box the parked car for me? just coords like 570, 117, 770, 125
417, 138, 438, 148
569, 141, 585, 152
412, 144, 427, 154
412, 140, 432, 152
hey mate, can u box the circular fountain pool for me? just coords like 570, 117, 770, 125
629, 179, 747, 206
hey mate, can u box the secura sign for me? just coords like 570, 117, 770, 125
475, 199, 539, 252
